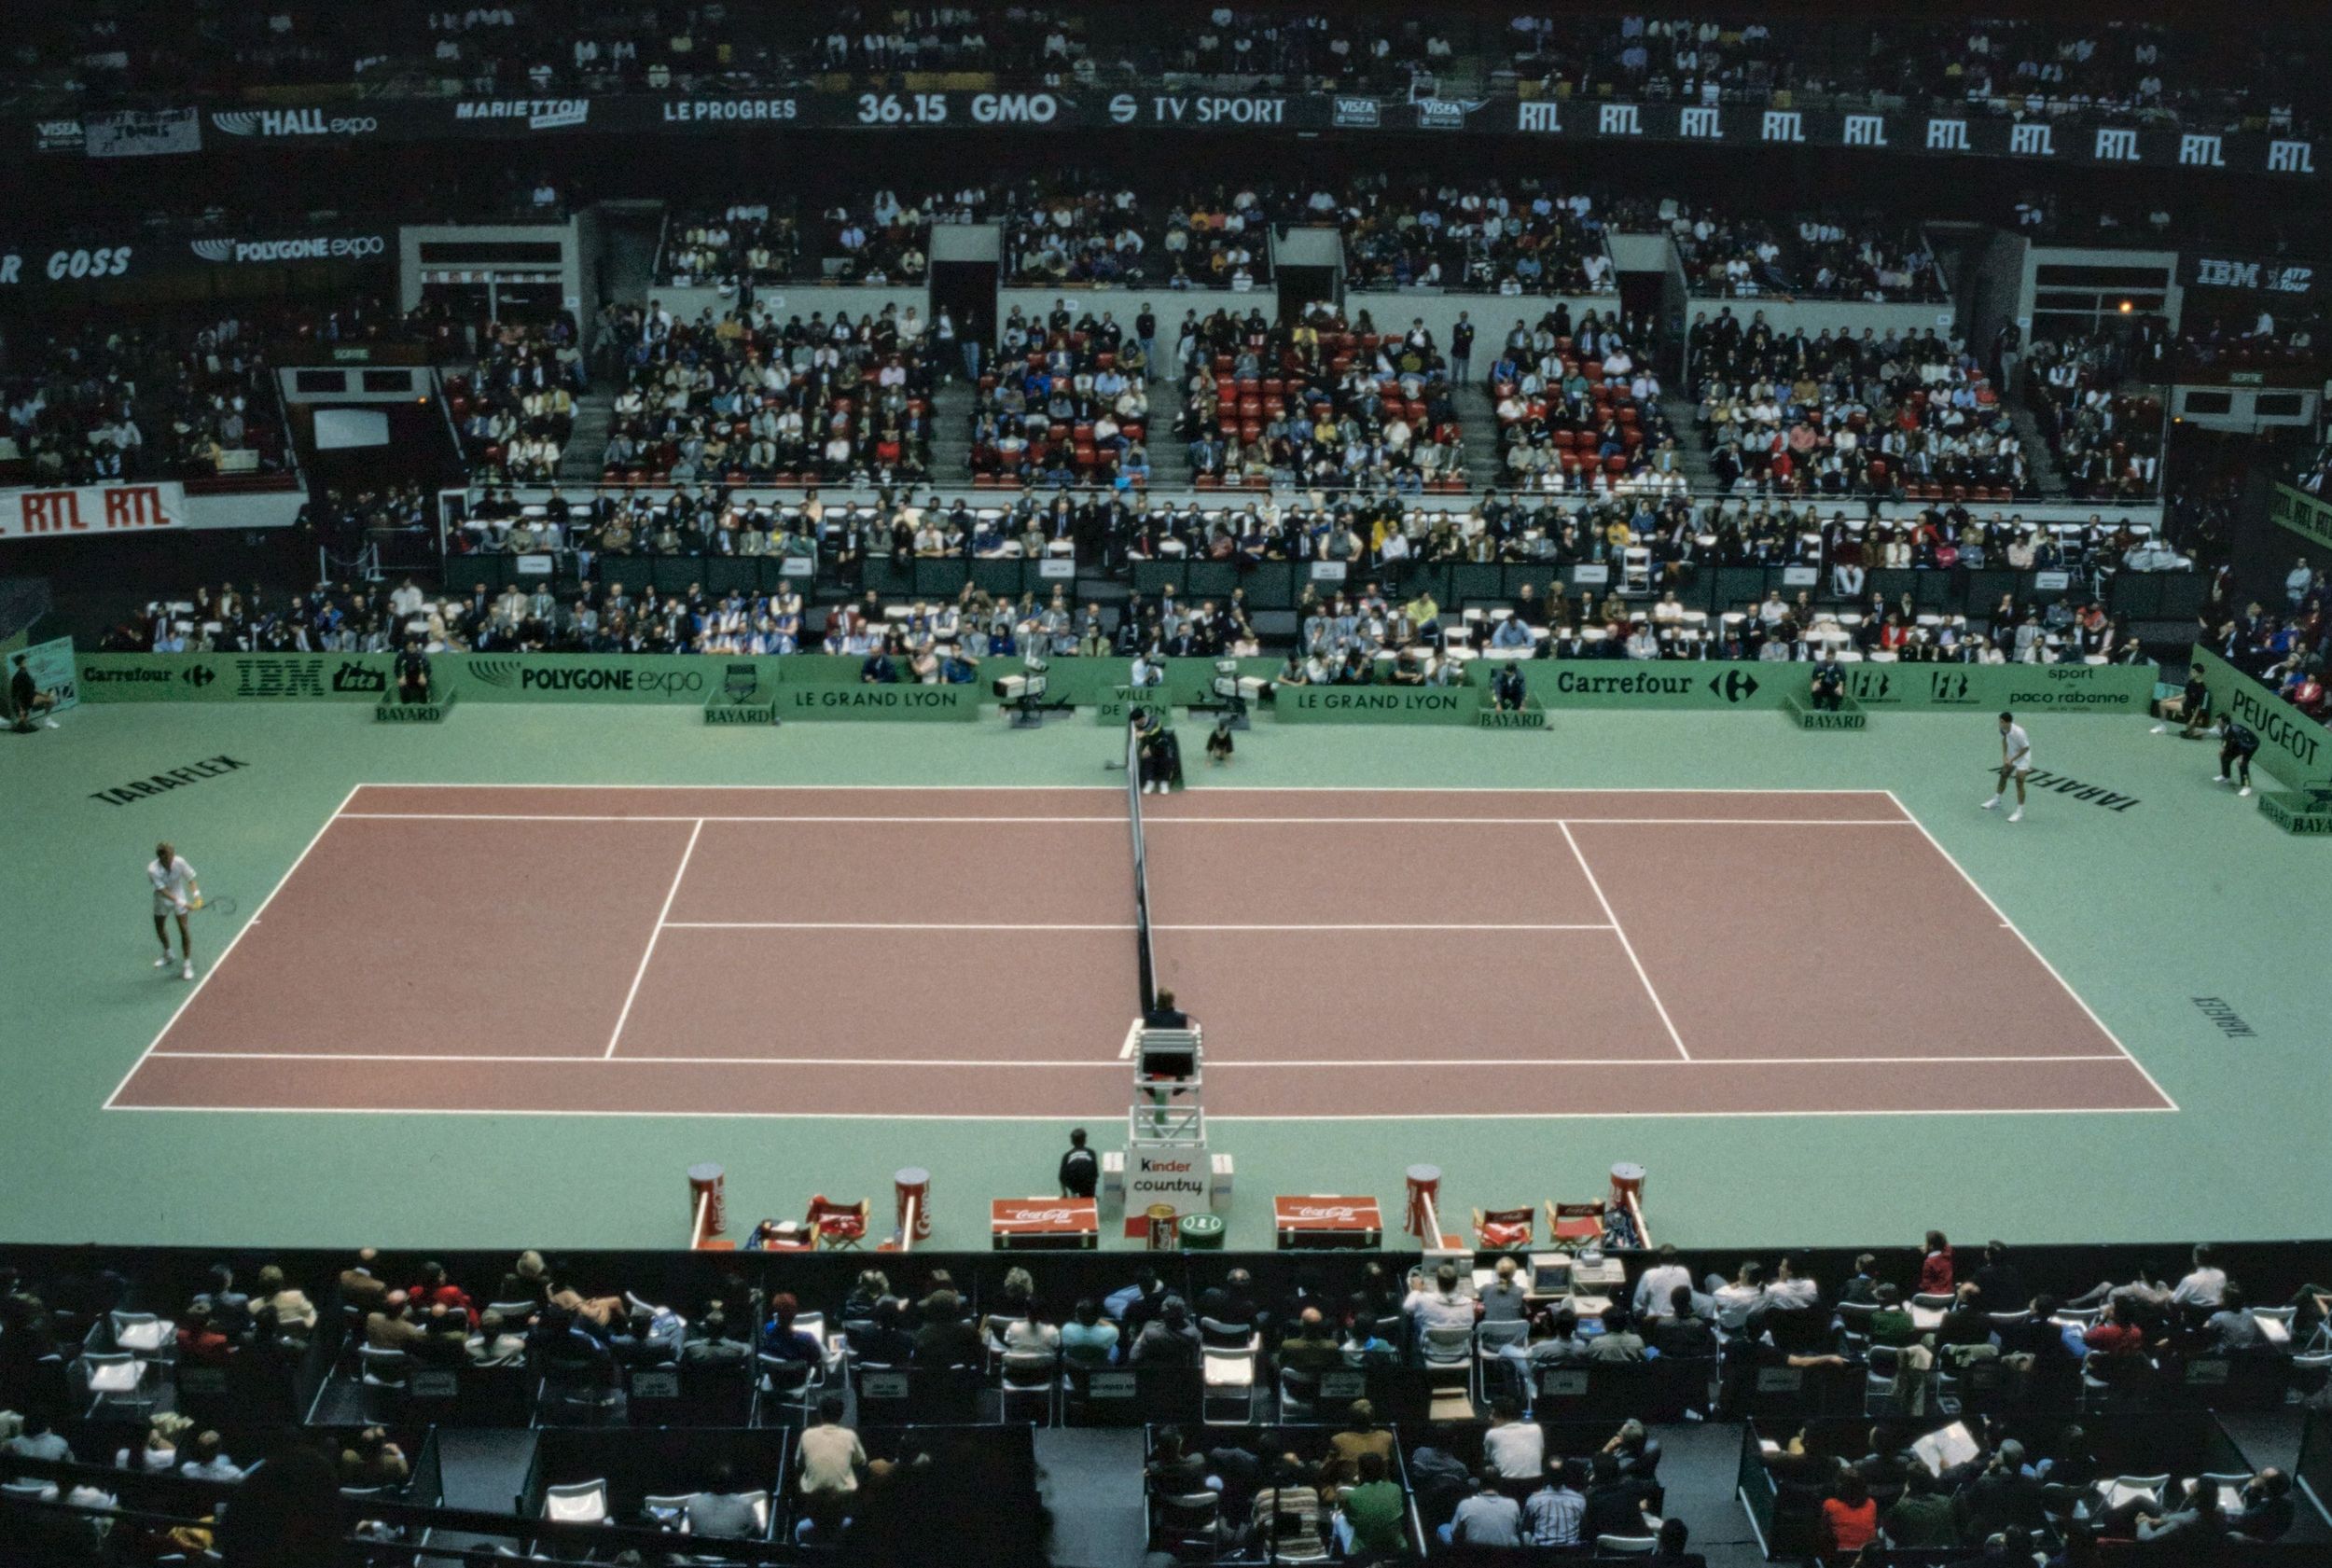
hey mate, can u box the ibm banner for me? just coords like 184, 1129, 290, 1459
0, 483, 187, 543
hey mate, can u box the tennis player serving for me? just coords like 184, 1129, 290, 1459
1981, 711, 2033, 824
148, 840, 201, 980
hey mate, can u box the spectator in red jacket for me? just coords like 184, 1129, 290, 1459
1820, 1469, 1879, 1562
175, 1301, 235, 1366
405, 1261, 478, 1328
1919, 1231, 1955, 1295
2083, 1299, 2148, 1366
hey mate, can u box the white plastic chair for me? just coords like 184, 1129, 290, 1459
542, 1478, 609, 1524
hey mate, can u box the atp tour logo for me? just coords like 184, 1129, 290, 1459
1708, 670, 1760, 703
467, 659, 521, 689
210, 109, 379, 137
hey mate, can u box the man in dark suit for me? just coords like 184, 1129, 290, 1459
1581, 1452, 1660, 1541
1971, 1241, 2028, 1312
912, 1291, 980, 1367
1955, 1439, 2046, 1540
1143, 989, 1190, 1030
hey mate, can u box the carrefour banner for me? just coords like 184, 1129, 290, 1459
1, 483, 187, 542
1502, 659, 2155, 714
2189, 646, 2331, 787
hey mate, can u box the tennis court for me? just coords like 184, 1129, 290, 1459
104, 783, 2173, 1121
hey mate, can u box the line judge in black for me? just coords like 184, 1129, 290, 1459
1058, 1128, 1099, 1199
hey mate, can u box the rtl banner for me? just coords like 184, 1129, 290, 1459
0, 483, 187, 543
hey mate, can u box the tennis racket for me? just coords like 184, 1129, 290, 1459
188, 893, 238, 917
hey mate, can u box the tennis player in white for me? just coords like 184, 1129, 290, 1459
148, 841, 201, 979
1982, 712, 2033, 823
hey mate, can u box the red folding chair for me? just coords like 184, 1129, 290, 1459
1473, 1207, 1536, 1251
1546, 1201, 1603, 1250
807, 1196, 869, 1251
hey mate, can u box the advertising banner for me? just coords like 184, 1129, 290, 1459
1275, 686, 1481, 723
777, 683, 979, 720
1, 483, 187, 542
2270, 484, 2332, 552
7, 635, 78, 715
2189, 646, 2331, 787
6, 91, 2322, 181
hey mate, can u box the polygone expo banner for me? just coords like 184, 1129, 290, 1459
0, 482, 186, 542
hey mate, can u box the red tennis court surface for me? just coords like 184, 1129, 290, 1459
107, 785, 2174, 1120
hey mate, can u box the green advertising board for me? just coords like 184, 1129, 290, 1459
77, 652, 395, 702
375, 694, 456, 724
1274, 685, 1481, 724
451, 653, 760, 704
2270, 483, 2332, 554
2188, 646, 2331, 788
1836, 660, 2156, 715
1521, 663, 1786, 710
2257, 790, 2332, 835
1477, 701, 1548, 730
1784, 694, 1868, 731
7, 635, 80, 715
776, 684, 979, 721
68, 649, 2158, 722
1093, 683, 1171, 726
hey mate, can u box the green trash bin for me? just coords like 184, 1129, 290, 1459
1178, 1213, 1227, 1252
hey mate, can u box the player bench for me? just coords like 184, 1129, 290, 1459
703, 664, 780, 726
1782, 692, 1867, 731
2257, 789, 2332, 835
375, 690, 456, 724
1477, 697, 1548, 730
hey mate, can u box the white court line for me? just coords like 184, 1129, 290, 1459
103, 784, 362, 1112
659, 921, 1617, 933
337, 811, 1917, 826
143, 1050, 2135, 1068
669, 921, 1134, 931
105, 1102, 2177, 1121
360, 782, 1900, 794
1882, 789, 2180, 1113
602, 818, 703, 1061
1560, 823, 1692, 1062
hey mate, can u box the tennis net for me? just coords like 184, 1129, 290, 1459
1126, 720, 1159, 1014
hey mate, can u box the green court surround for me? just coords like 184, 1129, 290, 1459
5, 692, 2324, 1255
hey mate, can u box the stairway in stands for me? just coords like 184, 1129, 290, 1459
929, 380, 976, 483
2006, 398, 2075, 500
1451, 382, 1507, 492
1658, 393, 1727, 492
557, 393, 614, 485
1141, 370, 1190, 490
